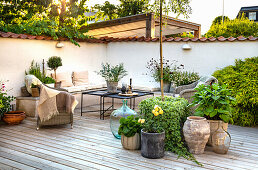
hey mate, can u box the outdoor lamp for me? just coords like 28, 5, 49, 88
182, 44, 191, 50
56, 41, 64, 48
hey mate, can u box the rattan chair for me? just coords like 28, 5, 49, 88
36, 90, 75, 130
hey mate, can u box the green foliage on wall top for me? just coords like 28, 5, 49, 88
213, 57, 258, 127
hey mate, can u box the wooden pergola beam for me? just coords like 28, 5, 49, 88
146, 13, 155, 38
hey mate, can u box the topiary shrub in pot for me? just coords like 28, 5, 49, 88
190, 83, 235, 146
47, 56, 62, 80
96, 63, 127, 93
118, 115, 144, 150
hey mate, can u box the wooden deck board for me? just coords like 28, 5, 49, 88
0, 109, 257, 170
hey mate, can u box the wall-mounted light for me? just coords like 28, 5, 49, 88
56, 41, 64, 48
182, 44, 191, 50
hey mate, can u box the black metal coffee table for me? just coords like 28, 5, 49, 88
81, 89, 154, 120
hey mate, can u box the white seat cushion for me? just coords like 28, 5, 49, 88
73, 71, 89, 86
56, 72, 74, 87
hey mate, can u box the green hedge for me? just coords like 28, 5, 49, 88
139, 96, 198, 163
213, 57, 258, 127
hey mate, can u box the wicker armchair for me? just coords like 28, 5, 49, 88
36, 91, 75, 130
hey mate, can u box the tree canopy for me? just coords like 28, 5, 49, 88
94, 0, 149, 20
0, 0, 91, 46
205, 15, 258, 38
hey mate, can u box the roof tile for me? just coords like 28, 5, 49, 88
190, 37, 199, 42
227, 36, 236, 41
208, 37, 216, 42
199, 37, 207, 42
217, 36, 227, 41
174, 37, 182, 42
248, 36, 257, 41
237, 36, 247, 41
182, 37, 190, 42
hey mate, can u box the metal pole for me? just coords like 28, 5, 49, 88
160, 0, 164, 101
222, 0, 224, 23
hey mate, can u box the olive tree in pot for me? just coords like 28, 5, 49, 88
47, 56, 62, 88
141, 105, 165, 159
190, 83, 236, 146
97, 63, 127, 93
118, 115, 144, 150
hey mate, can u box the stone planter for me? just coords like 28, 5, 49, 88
160, 82, 171, 93
121, 133, 141, 150
107, 81, 118, 93
141, 129, 165, 159
3, 111, 26, 125
207, 120, 228, 146
183, 116, 210, 154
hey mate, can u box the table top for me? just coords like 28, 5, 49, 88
82, 89, 154, 99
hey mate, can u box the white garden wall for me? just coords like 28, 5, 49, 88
107, 41, 258, 89
0, 37, 257, 98
0, 38, 107, 97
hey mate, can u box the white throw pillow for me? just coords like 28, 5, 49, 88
73, 71, 89, 86
56, 72, 74, 87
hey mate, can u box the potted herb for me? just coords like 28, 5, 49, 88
191, 83, 235, 145
97, 63, 127, 93
1, 81, 25, 125
146, 58, 177, 92
31, 83, 40, 97
141, 105, 165, 159
47, 56, 62, 87
118, 115, 144, 150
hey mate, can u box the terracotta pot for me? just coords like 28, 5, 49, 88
141, 129, 165, 159
121, 133, 141, 150
107, 81, 118, 93
3, 111, 26, 125
183, 116, 210, 154
31, 88, 40, 97
207, 120, 228, 146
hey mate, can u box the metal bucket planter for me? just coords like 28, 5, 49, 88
107, 81, 118, 93
141, 129, 165, 159
183, 116, 210, 154
121, 133, 141, 150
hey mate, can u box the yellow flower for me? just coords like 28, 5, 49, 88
159, 109, 163, 115
155, 107, 159, 112
154, 111, 159, 116
138, 119, 141, 123
152, 110, 156, 114
141, 119, 145, 123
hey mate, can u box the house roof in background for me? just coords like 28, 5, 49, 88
240, 6, 258, 12
83, 13, 201, 38
0, 31, 257, 44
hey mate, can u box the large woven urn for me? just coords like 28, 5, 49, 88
183, 116, 210, 154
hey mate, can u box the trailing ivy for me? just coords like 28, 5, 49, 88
213, 57, 258, 127
139, 96, 201, 165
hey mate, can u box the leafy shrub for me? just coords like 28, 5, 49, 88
139, 96, 198, 163
191, 84, 235, 123
205, 15, 258, 38
47, 56, 62, 79
25, 60, 55, 84
213, 57, 258, 126
0, 81, 15, 118
171, 71, 200, 86
118, 115, 143, 137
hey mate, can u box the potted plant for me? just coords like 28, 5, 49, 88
118, 115, 144, 150
47, 56, 62, 87
190, 83, 235, 145
146, 58, 177, 93
31, 83, 40, 97
0, 81, 25, 124
141, 105, 165, 159
97, 63, 127, 93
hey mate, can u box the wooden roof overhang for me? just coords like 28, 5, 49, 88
85, 13, 201, 38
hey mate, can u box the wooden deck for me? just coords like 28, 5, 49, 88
0, 109, 257, 170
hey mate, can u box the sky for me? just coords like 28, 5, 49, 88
87, 0, 258, 34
